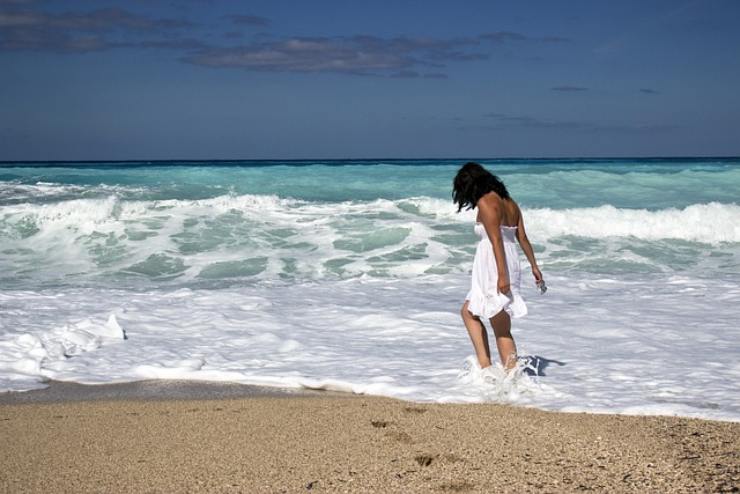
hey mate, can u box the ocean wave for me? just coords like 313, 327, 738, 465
7, 193, 739, 241
409, 197, 740, 243
1, 194, 739, 287
527, 203, 740, 243
0, 181, 151, 206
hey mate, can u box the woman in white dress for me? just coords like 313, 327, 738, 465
453, 162, 544, 370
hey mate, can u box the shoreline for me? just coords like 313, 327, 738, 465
2, 379, 739, 424
0, 380, 334, 405
1, 383, 738, 492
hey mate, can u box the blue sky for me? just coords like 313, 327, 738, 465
1, 0, 739, 160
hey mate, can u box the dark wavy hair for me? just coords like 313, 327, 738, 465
452, 162, 510, 212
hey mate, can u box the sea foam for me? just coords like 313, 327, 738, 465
2, 195, 738, 289
0, 306, 125, 391
1, 274, 739, 421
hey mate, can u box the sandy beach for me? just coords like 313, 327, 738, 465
3, 1, 740, 492
1, 384, 738, 493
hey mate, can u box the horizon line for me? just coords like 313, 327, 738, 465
1, 155, 739, 165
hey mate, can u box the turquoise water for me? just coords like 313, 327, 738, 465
1, 158, 739, 288
2, 158, 740, 420
2, 158, 740, 207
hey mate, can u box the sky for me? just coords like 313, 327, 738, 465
1, 0, 739, 160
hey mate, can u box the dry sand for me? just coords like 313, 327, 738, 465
1, 393, 738, 493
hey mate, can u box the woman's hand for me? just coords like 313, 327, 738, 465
532, 266, 543, 283
497, 275, 511, 295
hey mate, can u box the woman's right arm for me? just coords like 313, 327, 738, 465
515, 206, 543, 283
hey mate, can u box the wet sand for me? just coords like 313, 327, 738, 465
0, 380, 331, 405
1, 385, 738, 493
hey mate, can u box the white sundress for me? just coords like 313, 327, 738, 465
465, 222, 528, 319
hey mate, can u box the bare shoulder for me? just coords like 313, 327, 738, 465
478, 191, 502, 210
477, 192, 502, 217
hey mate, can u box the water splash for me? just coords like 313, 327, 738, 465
457, 355, 545, 402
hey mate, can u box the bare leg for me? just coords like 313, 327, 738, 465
490, 309, 517, 369
461, 301, 492, 368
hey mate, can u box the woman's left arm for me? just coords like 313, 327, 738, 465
515, 204, 543, 283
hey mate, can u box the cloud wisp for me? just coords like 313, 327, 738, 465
456, 112, 677, 133
551, 85, 589, 92
0, 7, 192, 52
483, 112, 589, 130
181, 35, 489, 75
225, 14, 270, 27
481, 31, 570, 43
180, 31, 569, 76
0, 5, 568, 77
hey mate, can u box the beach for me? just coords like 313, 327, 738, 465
1, 383, 738, 493
3, 0, 739, 490
1, 159, 740, 492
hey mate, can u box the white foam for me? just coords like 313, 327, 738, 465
2, 195, 739, 289
0, 303, 125, 391
1, 273, 739, 421
417, 197, 740, 244
5, 194, 740, 245
526, 203, 740, 244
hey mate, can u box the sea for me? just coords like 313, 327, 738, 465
1, 158, 739, 421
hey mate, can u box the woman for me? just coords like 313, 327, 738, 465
453, 162, 544, 372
